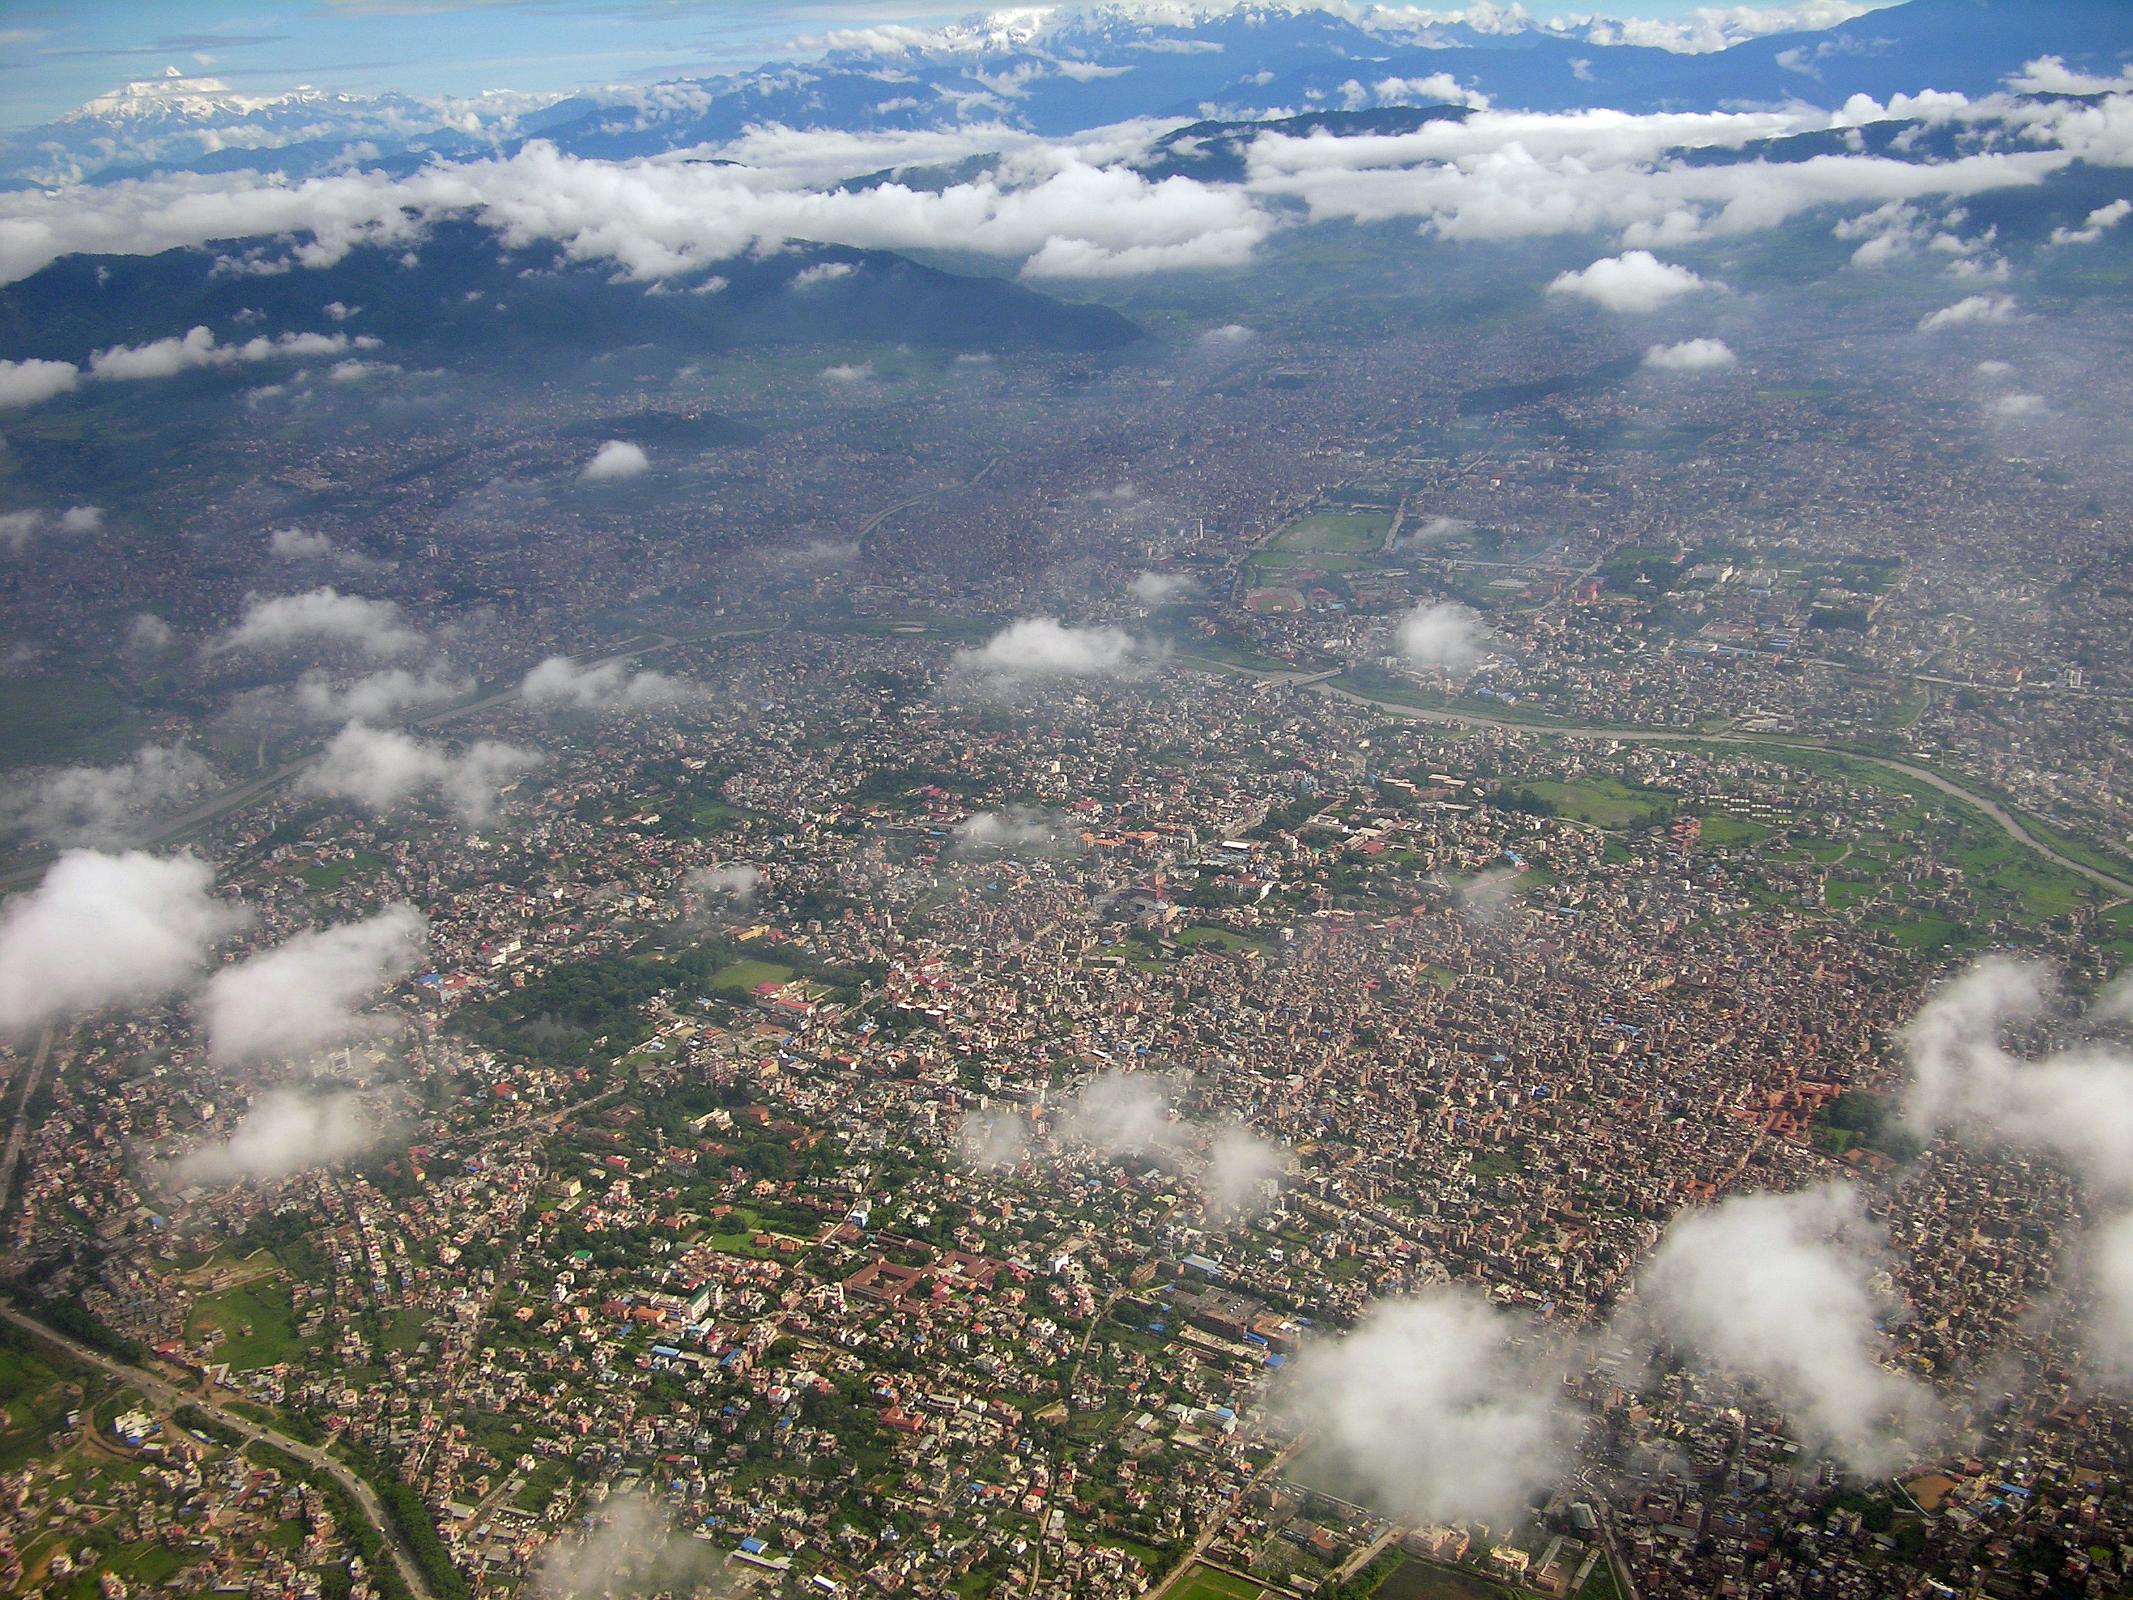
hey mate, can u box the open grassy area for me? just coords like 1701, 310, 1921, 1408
1271, 510, 1392, 554
1176, 926, 1281, 958
1513, 778, 1673, 830
1170, 1564, 1266, 1600
1698, 814, 1773, 848
300, 851, 386, 890
709, 958, 794, 993
187, 1275, 303, 1370
0, 1331, 95, 1472
1377, 1558, 1525, 1600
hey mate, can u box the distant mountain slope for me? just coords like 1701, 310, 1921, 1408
0, 223, 1145, 367
15, 0, 2133, 190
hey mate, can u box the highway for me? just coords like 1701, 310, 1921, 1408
1185, 655, 2133, 900
0, 1300, 439, 1600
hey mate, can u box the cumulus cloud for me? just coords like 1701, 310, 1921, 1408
1202, 1121, 1284, 1220
269, 526, 333, 559
0, 358, 79, 410
303, 722, 539, 825
0, 850, 249, 1036
1547, 250, 1714, 312
2050, 197, 2132, 247
951, 806, 1080, 857
579, 439, 649, 481
960, 1105, 1032, 1171
2091, 1211, 2133, 1390
126, 614, 175, 652
1993, 392, 2046, 418
949, 617, 1159, 689
1053, 1070, 1185, 1163
1396, 600, 1490, 671
2006, 55, 2133, 96
1129, 571, 1194, 605
0, 140, 1272, 290
822, 360, 875, 384
0, 505, 104, 553
520, 655, 684, 710
2, 745, 214, 847
173, 1087, 390, 1187
200, 904, 427, 1064
791, 260, 855, 289
1902, 958, 2133, 1197
531, 1492, 716, 1600
1276, 1288, 1573, 1525
1644, 337, 1736, 372
294, 666, 471, 723
1638, 1184, 1937, 1473
1399, 514, 1471, 550
685, 863, 762, 906
87, 325, 365, 382
1918, 294, 2018, 333
220, 586, 422, 659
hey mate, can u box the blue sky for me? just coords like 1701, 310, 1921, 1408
0, 0, 1857, 128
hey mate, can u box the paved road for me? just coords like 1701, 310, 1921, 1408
1189, 658, 2133, 900
0, 1300, 439, 1600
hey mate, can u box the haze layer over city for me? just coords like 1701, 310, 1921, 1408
1, 2, 2132, 1599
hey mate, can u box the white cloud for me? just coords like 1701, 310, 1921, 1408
1918, 294, 2018, 333
821, 361, 875, 384
2050, 196, 2132, 246
1053, 1069, 1185, 1162
302, 722, 539, 825
960, 1105, 1031, 1171
293, 666, 470, 723
0, 850, 249, 1035
1638, 1184, 1938, 1473
1202, 1121, 1284, 1220
126, 614, 175, 652
2006, 56, 2133, 96
791, 260, 855, 289
2, 745, 214, 847
0, 140, 1274, 290
1644, 336, 1736, 372
949, 616, 1158, 688
684, 863, 762, 906
175, 1087, 390, 1186
952, 806, 1079, 856
1901, 959, 2133, 1198
1396, 600, 1490, 671
269, 526, 333, 559
0, 505, 103, 553
2091, 1211, 2133, 1391
0, 358, 79, 410
579, 439, 649, 481
1276, 1288, 1573, 1526
1993, 392, 2046, 417
1547, 250, 1713, 312
87, 325, 359, 382
221, 586, 422, 659
520, 654, 684, 710
201, 903, 426, 1063
1129, 571, 1193, 605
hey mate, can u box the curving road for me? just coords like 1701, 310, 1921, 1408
1191, 659, 2133, 901
0, 1301, 438, 1600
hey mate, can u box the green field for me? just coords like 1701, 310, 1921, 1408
1271, 510, 1392, 554
1176, 926, 1274, 954
1514, 778, 1673, 830
187, 1276, 303, 1371
300, 851, 386, 890
0, 677, 142, 770
709, 958, 794, 993
1698, 814, 1772, 848
1377, 1558, 1524, 1600
1170, 1565, 1266, 1600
